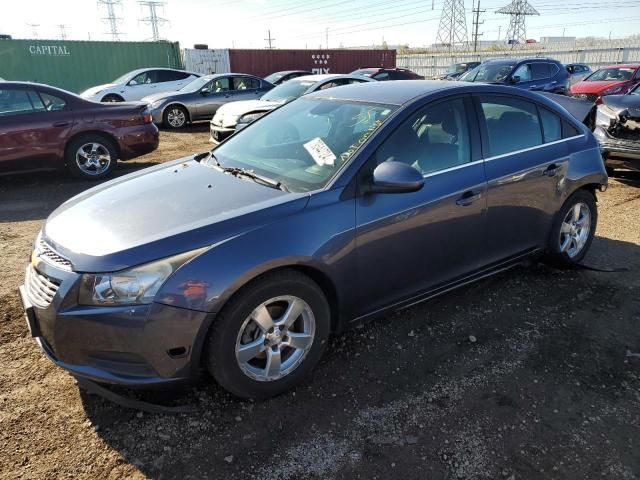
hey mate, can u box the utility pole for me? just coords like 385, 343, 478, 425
139, 1, 168, 41
26, 23, 40, 39
325, 27, 328, 49
57, 24, 68, 40
264, 29, 275, 49
98, 0, 124, 40
471, 0, 485, 53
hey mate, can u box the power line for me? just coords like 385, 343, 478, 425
436, 0, 469, 50
472, 0, 485, 52
139, 1, 168, 41
496, 0, 539, 44
97, 0, 124, 40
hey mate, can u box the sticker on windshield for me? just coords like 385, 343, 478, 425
304, 137, 336, 166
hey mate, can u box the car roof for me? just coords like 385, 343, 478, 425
201, 72, 261, 80
126, 67, 200, 76
270, 70, 310, 75
292, 74, 367, 82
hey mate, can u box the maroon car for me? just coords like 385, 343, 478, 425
0, 81, 159, 179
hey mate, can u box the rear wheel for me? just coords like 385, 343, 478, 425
204, 270, 330, 399
101, 94, 124, 102
163, 105, 188, 129
546, 189, 597, 266
65, 134, 118, 180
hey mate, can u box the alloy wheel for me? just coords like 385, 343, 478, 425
167, 108, 186, 128
559, 202, 591, 258
235, 295, 316, 382
75, 143, 111, 176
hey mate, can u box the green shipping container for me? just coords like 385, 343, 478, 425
0, 39, 183, 94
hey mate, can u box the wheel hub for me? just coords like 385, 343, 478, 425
266, 327, 285, 346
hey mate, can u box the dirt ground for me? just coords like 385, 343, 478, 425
1, 126, 639, 480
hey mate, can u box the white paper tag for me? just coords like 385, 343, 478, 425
303, 137, 336, 166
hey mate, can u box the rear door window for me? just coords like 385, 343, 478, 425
531, 63, 551, 80
38, 92, 67, 111
479, 96, 543, 157
233, 77, 260, 90
373, 72, 390, 81
0, 89, 42, 116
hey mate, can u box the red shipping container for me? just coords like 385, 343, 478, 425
229, 49, 396, 77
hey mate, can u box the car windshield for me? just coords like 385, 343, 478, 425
586, 67, 636, 81
460, 63, 515, 83
351, 69, 377, 77
630, 83, 640, 95
206, 98, 397, 192
264, 72, 285, 83
112, 71, 137, 84
179, 76, 213, 93
261, 80, 315, 102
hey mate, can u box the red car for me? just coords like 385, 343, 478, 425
0, 81, 159, 179
570, 63, 640, 104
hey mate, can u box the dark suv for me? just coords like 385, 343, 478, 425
351, 67, 424, 81
460, 58, 569, 94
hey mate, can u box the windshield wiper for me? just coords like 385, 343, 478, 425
206, 153, 288, 192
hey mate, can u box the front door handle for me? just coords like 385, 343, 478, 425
529, 85, 538, 89
456, 191, 482, 206
52, 121, 70, 127
543, 164, 560, 177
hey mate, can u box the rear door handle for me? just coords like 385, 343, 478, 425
456, 191, 482, 206
543, 164, 560, 177
52, 121, 70, 127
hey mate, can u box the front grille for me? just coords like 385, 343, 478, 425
26, 265, 60, 308
38, 239, 72, 270
572, 93, 599, 102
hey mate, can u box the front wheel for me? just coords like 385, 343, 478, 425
546, 189, 597, 266
204, 270, 330, 399
163, 105, 188, 129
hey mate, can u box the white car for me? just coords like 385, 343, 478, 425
80, 68, 200, 103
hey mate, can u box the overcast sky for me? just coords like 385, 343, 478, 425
3, 0, 639, 48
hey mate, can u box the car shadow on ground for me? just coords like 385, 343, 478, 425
77, 234, 640, 480
159, 123, 211, 134
0, 161, 160, 223
609, 169, 640, 188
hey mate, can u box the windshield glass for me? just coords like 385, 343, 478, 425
630, 83, 640, 95
179, 76, 213, 93
351, 69, 376, 77
261, 80, 315, 102
264, 72, 285, 84
587, 67, 636, 81
206, 98, 397, 192
112, 71, 135, 84
460, 63, 515, 83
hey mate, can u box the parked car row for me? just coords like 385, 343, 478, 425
20, 79, 609, 399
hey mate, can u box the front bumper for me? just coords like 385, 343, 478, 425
19, 261, 210, 386
209, 122, 235, 143
593, 126, 640, 168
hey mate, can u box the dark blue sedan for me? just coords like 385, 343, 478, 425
21, 81, 607, 398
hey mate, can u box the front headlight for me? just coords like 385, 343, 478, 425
150, 100, 163, 109
602, 85, 626, 96
78, 248, 207, 306
237, 112, 265, 125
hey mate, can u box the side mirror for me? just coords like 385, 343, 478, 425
128, 80, 139, 86
200, 87, 209, 95
510, 75, 520, 84
368, 161, 424, 194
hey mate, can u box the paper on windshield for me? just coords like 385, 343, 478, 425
303, 137, 336, 166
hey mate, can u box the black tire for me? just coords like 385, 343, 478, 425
204, 269, 331, 399
101, 94, 124, 102
546, 189, 597, 266
163, 105, 188, 129
65, 134, 118, 180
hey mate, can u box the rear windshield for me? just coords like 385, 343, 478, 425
351, 69, 377, 77
261, 80, 315, 102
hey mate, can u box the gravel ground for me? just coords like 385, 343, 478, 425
1, 126, 639, 480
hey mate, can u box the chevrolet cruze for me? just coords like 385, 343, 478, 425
20, 81, 607, 399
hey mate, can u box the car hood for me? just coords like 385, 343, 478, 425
601, 94, 640, 116
215, 99, 282, 118
571, 80, 628, 94
43, 158, 308, 272
81, 83, 117, 97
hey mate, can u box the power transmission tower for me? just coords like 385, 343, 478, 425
139, 1, 168, 41
496, 0, 539, 45
57, 24, 68, 40
435, 0, 468, 51
98, 0, 124, 40
26, 23, 40, 39
471, 0, 485, 53
264, 29, 275, 49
